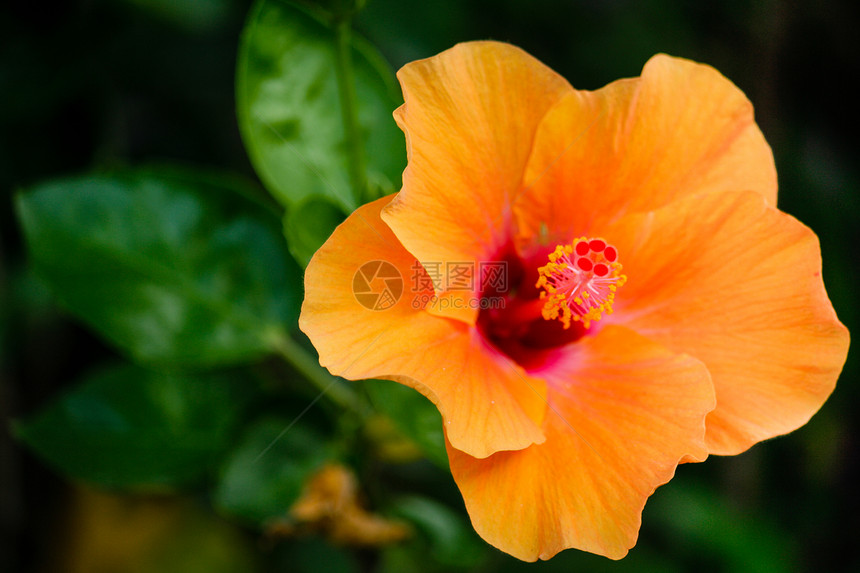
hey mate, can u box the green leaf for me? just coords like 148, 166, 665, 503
237, 0, 404, 212
15, 167, 301, 368
365, 380, 448, 468
14, 363, 254, 489
647, 484, 797, 573
214, 417, 332, 524
386, 496, 487, 570
283, 196, 346, 267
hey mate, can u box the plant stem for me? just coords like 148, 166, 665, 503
270, 332, 368, 417
333, 12, 367, 206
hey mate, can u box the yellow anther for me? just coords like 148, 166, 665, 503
535, 238, 627, 329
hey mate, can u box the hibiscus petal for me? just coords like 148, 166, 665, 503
447, 325, 714, 560
607, 190, 849, 455
300, 196, 548, 458
515, 54, 776, 254
382, 41, 572, 323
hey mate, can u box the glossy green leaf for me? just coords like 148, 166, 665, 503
14, 363, 254, 489
214, 417, 331, 524
16, 168, 301, 368
237, 0, 404, 212
365, 379, 448, 468
283, 196, 346, 267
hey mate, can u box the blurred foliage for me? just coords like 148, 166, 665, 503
16, 168, 301, 367
15, 363, 256, 489
385, 495, 487, 570
52, 487, 260, 573
365, 379, 447, 469
1, 1, 857, 573
214, 416, 332, 523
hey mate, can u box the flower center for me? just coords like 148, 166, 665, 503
535, 237, 627, 329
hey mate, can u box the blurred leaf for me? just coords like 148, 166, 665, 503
648, 483, 797, 573
144, 505, 262, 573
16, 167, 301, 368
56, 487, 260, 573
214, 417, 332, 523
386, 496, 486, 570
365, 379, 448, 468
15, 364, 254, 489
270, 537, 359, 573
287, 463, 411, 546
237, 0, 404, 212
283, 196, 346, 267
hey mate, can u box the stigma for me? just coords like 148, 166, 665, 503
535, 237, 627, 329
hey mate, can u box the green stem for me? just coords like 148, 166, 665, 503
333, 11, 367, 206
270, 332, 368, 417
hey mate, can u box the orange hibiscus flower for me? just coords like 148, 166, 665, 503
300, 42, 849, 560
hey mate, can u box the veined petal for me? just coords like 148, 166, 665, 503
382, 41, 572, 323
515, 54, 776, 254
448, 326, 714, 560
300, 196, 547, 458
606, 190, 849, 455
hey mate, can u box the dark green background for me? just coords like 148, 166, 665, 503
2, 1, 857, 572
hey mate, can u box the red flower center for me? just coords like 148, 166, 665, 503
536, 237, 627, 329
477, 238, 626, 369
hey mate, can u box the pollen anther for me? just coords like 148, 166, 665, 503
535, 237, 627, 329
